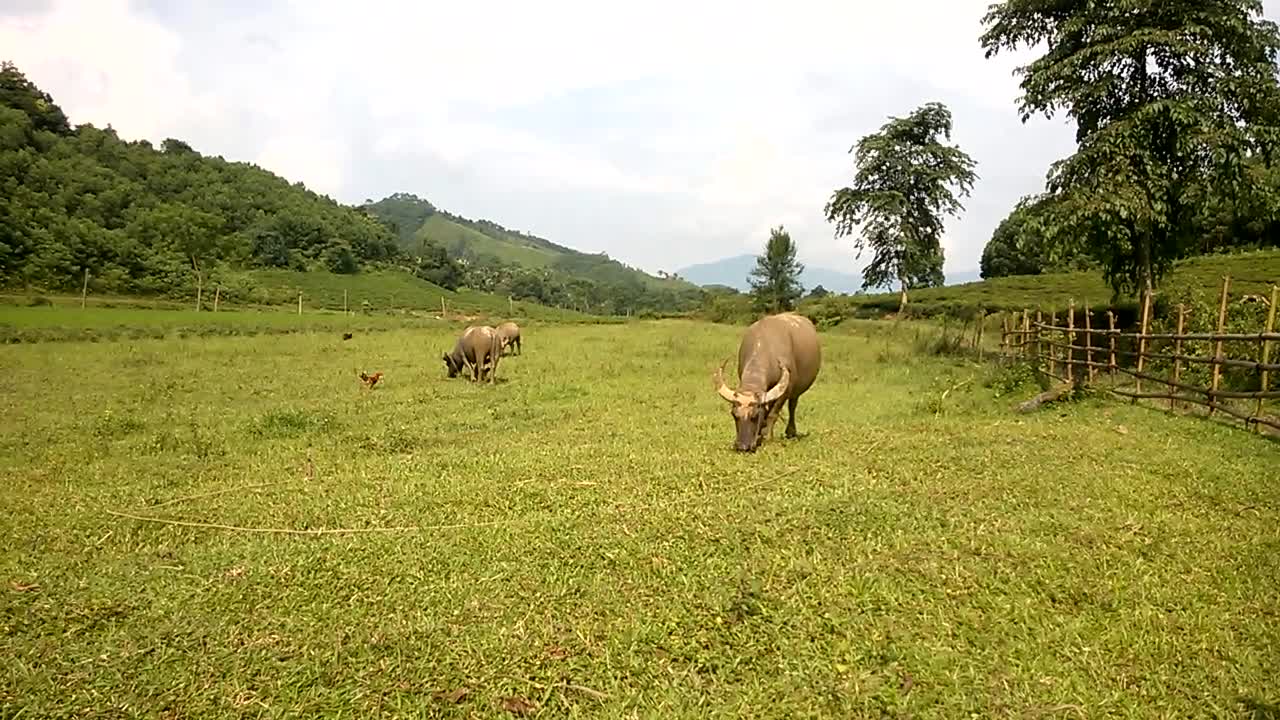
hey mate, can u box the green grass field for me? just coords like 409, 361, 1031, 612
0, 268, 608, 343
2, 319, 1277, 717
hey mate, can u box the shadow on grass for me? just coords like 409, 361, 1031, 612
1240, 698, 1280, 720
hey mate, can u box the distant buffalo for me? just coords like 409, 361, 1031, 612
496, 321, 522, 356
443, 325, 502, 383
713, 312, 822, 452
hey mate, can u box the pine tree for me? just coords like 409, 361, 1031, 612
748, 226, 805, 314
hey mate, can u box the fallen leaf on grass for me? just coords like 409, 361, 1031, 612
1115, 425, 1129, 435
545, 645, 569, 660
500, 696, 538, 715
9, 581, 39, 593
432, 687, 469, 704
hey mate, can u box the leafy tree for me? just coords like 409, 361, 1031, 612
748, 225, 805, 313
0, 61, 70, 136
323, 241, 358, 274
824, 101, 978, 309
979, 193, 1092, 278
806, 284, 831, 299
980, 0, 1280, 297
1189, 154, 1280, 255
413, 236, 463, 290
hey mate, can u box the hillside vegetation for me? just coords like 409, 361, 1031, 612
363, 193, 705, 315
779, 250, 1280, 327
0, 63, 703, 319
2, 320, 1276, 717
0, 62, 401, 299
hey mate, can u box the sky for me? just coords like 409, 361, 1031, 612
4, 1, 1278, 279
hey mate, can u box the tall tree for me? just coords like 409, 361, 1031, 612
980, 0, 1280, 298
747, 225, 805, 314
824, 101, 978, 309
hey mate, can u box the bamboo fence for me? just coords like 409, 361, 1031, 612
999, 276, 1280, 433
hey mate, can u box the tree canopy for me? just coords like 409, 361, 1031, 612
748, 225, 805, 314
824, 101, 978, 308
980, 0, 1280, 297
979, 193, 1094, 278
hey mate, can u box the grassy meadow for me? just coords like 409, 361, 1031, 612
2, 316, 1278, 718
0, 275, 610, 344
806, 249, 1280, 320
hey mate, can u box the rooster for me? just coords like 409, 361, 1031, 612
358, 370, 383, 389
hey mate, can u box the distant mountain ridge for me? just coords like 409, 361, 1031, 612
677, 254, 982, 294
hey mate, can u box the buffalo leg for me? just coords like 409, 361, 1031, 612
785, 397, 798, 438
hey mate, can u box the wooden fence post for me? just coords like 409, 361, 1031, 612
1066, 300, 1076, 384
1048, 310, 1058, 380
1084, 302, 1095, 383
214, 285, 221, 313
1033, 309, 1041, 369
1001, 314, 1010, 361
1172, 303, 1186, 410
344, 289, 348, 314
1107, 310, 1117, 382
1024, 310, 1034, 361
81, 268, 89, 309
1135, 289, 1152, 402
1209, 275, 1231, 417
976, 311, 985, 361
1258, 285, 1278, 426
441, 297, 446, 318
297, 292, 303, 316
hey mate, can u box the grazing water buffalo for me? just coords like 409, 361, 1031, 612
442, 325, 502, 383
713, 312, 821, 452
495, 321, 522, 356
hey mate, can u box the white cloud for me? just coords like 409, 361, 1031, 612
0, 0, 223, 143
5, 0, 1276, 277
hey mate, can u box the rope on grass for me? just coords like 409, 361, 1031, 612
104, 509, 516, 536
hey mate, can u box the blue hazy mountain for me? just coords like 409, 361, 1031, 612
677, 254, 981, 294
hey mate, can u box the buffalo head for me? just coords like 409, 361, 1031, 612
713, 358, 790, 452
442, 352, 463, 378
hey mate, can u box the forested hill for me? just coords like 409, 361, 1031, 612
0, 62, 401, 297
0, 61, 705, 316
361, 193, 704, 302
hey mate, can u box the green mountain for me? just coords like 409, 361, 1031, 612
0, 60, 701, 317
362, 193, 700, 300
0, 60, 407, 302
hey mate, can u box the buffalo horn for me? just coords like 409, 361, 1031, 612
762, 364, 791, 403
713, 357, 737, 402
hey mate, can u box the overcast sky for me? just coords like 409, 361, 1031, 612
4, 1, 1278, 278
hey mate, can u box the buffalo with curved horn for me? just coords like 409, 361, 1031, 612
713, 312, 821, 452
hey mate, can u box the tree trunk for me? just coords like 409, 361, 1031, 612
1139, 231, 1154, 299
899, 276, 909, 312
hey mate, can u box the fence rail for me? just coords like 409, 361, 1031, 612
999, 275, 1279, 434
